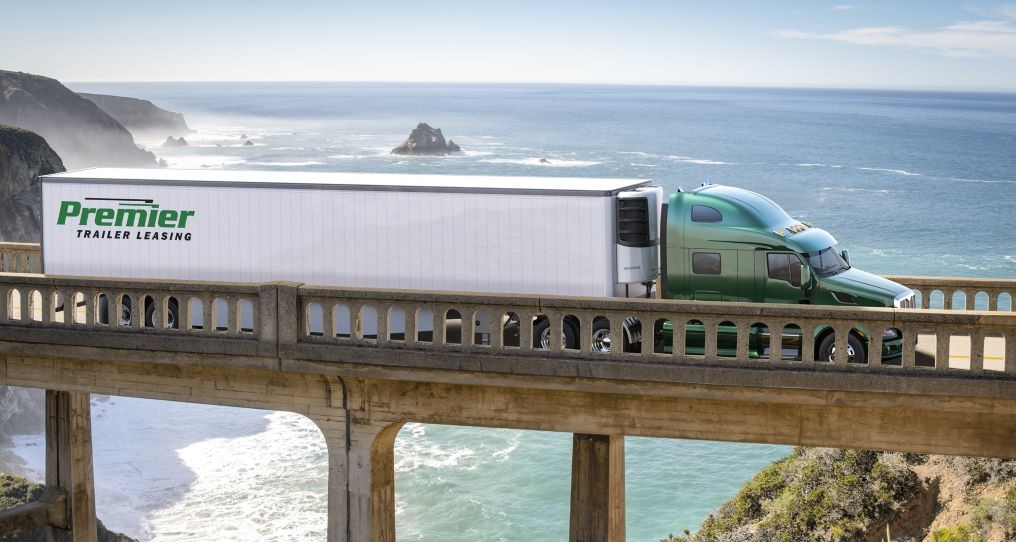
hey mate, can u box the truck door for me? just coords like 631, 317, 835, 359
764, 252, 808, 304
688, 249, 738, 301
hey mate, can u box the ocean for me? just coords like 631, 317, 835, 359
6, 83, 1016, 541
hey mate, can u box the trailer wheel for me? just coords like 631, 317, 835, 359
590, 319, 639, 353
533, 318, 578, 349
144, 298, 180, 329
817, 332, 866, 363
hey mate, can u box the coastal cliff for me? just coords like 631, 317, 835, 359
665, 449, 1016, 542
0, 125, 64, 242
79, 93, 191, 139
0, 475, 138, 542
0, 70, 155, 169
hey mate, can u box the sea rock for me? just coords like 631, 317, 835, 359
78, 93, 191, 139
162, 136, 188, 147
391, 123, 462, 155
0, 386, 44, 439
243, 139, 254, 146
0, 125, 65, 242
0, 70, 155, 169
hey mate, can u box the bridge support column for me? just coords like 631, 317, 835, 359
569, 433, 625, 542
347, 419, 404, 542
45, 390, 97, 542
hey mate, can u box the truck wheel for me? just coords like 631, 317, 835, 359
591, 319, 613, 353
818, 332, 866, 363
590, 319, 639, 353
533, 318, 578, 349
144, 298, 180, 329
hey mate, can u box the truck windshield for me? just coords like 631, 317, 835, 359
804, 247, 850, 277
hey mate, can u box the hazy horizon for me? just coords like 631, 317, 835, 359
7, 1, 1016, 91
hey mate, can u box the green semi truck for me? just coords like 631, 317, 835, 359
545, 183, 914, 362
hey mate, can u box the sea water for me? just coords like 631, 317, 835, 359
6, 83, 1016, 541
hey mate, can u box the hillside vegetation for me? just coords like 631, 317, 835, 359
664, 448, 1016, 542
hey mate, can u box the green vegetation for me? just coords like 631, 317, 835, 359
931, 524, 980, 542
0, 474, 43, 510
664, 448, 920, 542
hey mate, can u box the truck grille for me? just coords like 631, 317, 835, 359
617, 198, 651, 246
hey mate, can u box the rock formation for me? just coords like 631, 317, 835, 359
664, 449, 1016, 542
0, 70, 155, 169
78, 93, 191, 139
162, 136, 188, 147
0, 474, 139, 542
243, 139, 254, 146
391, 123, 461, 155
0, 125, 65, 242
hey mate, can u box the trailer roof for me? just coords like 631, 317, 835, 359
43, 168, 653, 196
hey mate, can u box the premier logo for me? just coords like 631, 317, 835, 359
57, 198, 196, 241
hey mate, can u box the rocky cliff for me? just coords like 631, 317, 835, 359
664, 449, 1016, 542
391, 122, 461, 155
0, 71, 155, 169
0, 475, 138, 542
79, 93, 191, 139
0, 125, 64, 242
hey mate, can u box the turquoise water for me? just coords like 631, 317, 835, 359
57, 83, 1016, 541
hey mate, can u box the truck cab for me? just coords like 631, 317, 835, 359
660, 184, 914, 362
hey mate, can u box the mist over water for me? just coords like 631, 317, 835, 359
5, 83, 1015, 540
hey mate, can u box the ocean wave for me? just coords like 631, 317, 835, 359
478, 157, 601, 167
820, 187, 890, 194
246, 160, 325, 167
796, 163, 844, 168
630, 163, 658, 167
665, 155, 729, 165
164, 155, 246, 169
857, 167, 920, 176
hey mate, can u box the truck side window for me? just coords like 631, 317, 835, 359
691, 205, 722, 223
692, 252, 721, 275
767, 253, 802, 287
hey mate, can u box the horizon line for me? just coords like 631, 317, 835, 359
61, 79, 1016, 95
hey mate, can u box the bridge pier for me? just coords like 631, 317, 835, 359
570, 434, 625, 542
45, 390, 97, 542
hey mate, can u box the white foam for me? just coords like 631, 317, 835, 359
245, 161, 325, 167
858, 167, 920, 176
630, 163, 658, 168
796, 163, 844, 168
146, 412, 327, 541
820, 187, 890, 194
478, 157, 600, 167
162, 155, 246, 169
664, 155, 729, 165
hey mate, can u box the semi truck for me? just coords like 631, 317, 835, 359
40, 168, 913, 362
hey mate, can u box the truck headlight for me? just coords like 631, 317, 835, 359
883, 328, 901, 340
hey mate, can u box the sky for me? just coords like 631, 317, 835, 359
4, 0, 1016, 90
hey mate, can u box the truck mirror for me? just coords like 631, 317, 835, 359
841, 249, 851, 265
800, 265, 812, 289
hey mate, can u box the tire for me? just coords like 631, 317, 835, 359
817, 331, 866, 363
590, 319, 639, 353
533, 317, 579, 349
144, 298, 180, 329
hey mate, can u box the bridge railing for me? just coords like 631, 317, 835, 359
887, 275, 1015, 312
297, 284, 1016, 376
0, 243, 42, 274
0, 264, 1014, 378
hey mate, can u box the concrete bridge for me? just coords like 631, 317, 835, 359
0, 241, 1015, 542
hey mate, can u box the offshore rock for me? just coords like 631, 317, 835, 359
0, 125, 65, 242
391, 123, 461, 155
162, 136, 188, 147
79, 93, 191, 139
0, 70, 155, 169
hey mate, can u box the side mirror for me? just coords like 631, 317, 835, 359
841, 249, 851, 265
800, 265, 812, 290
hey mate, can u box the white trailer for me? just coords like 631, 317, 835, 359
40, 168, 664, 343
